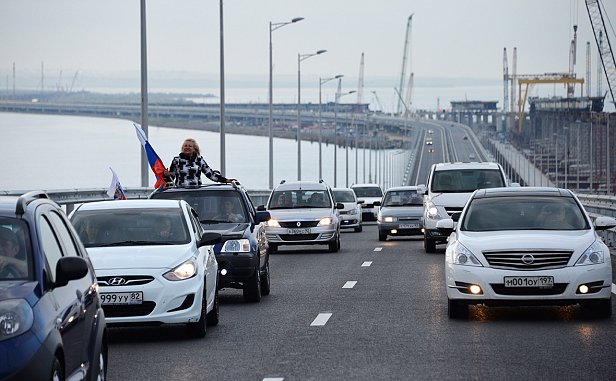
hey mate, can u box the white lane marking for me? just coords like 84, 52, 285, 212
343, 281, 357, 289
361, 261, 372, 267
612, 284, 615, 295
311, 313, 333, 326
374, 247, 383, 252
263, 378, 284, 381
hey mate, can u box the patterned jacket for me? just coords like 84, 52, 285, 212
168, 153, 228, 187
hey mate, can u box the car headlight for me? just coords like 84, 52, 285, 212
318, 217, 333, 226
0, 299, 33, 341
383, 216, 396, 222
452, 243, 483, 267
348, 208, 358, 215
163, 259, 198, 281
266, 219, 280, 227
575, 241, 605, 266
221, 239, 250, 253
426, 201, 440, 219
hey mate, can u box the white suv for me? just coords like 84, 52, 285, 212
422, 162, 508, 253
350, 183, 383, 221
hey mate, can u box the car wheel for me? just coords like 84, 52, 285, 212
260, 260, 271, 296
206, 288, 219, 326
50, 357, 63, 381
90, 342, 107, 381
581, 299, 612, 318
243, 265, 262, 302
378, 231, 387, 241
448, 299, 468, 319
424, 236, 436, 253
328, 237, 340, 252
354, 225, 362, 232
187, 290, 208, 338
267, 243, 278, 254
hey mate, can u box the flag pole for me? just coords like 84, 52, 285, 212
140, 0, 149, 187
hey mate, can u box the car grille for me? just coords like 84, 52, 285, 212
482, 250, 573, 270
490, 283, 568, 295
103, 302, 156, 317
279, 234, 320, 241
97, 275, 155, 287
279, 221, 319, 228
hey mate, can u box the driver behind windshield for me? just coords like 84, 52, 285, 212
0, 227, 27, 278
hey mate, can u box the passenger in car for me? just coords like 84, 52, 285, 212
0, 227, 27, 278
536, 204, 576, 229
214, 199, 244, 222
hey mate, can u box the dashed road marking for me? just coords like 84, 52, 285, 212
343, 281, 357, 289
311, 313, 333, 326
374, 247, 383, 252
263, 378, 284, 381
612, 284, 615, 295
361, 261, 372, 267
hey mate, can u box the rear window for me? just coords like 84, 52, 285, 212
431, 169, 504, 193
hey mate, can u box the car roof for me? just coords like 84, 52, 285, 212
473, 187, 573, 199
274, 180, 329, 191
433, 162, 501, 171
332, 187, 355, 192
75, 199, 185, 211
151, 183, 241, 196
385, 186, 422, 193
350, 183, 382, 188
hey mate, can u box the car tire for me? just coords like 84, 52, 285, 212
448, 299, 468, 319
260, 260, 271, 296
243, 265, 262, 303
267, 243, 278, 254
206, 288, 219, 326
187, 291, 208, 338
424, 236, 436, 253
581, 299, 612, 318
354, 225, 362, 232
328, 237, 340, 252
87, 336, 107, 381
378, 231, 387, 241
50, 357, 63, 381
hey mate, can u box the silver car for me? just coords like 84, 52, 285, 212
259, 180, 343, 253
332, 187, 363, 232
376, 186, 424, 241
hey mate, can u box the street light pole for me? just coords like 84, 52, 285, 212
268, 17, 303, 189
318, 74, 343, 180
139, 0, 149, 187
297, 49, 327, 180
219, 0, 226, 175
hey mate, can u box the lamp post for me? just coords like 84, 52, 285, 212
319, 74, 343, 180
269, 17, 303, 189
219, 0, 226, 175
139, 0, 149, 187
333, 87, 355, 187
297, 49, 327, 180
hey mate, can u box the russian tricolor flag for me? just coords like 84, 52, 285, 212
134, 123, 168, 188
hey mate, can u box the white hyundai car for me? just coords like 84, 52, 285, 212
439, 187, 615, 319
70, 199, 221, 337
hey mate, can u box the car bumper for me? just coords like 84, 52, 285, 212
360, 206, 378, 221
266, 226, 338, 245
378, 221, 422, 236
339, 215, 361, 229
446, 263, 613, 305
98, 270, 205, 325
0, 330, 53, 381
216, 252, 258, 285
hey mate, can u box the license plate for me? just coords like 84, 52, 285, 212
399, 223, 420, 229
100, 291, 143, 305
287, 228, 311, 234
503, 276, 554, 288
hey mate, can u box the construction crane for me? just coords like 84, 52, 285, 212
568, 25, 579, 97
371, 91, 384, 113
357, 52, 365, 105
69, 70, 79, 93
396, 14, 413, 115
585, 0, 616, 107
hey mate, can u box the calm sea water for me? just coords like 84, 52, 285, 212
1, 112, 394, 191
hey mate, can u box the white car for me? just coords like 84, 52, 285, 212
69, 199, 221, 337
332, 187, 363, 232
351, 183, 384, 221
439, 187, 615, 319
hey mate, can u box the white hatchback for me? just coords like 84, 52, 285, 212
70, 199, 221, 337
439, 187, 615, 319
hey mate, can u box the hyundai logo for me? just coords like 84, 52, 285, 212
296, 221, 302, 227
108, 277, 127, 286
521, 254, 535, 265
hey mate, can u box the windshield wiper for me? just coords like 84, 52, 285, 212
200, 219, 224, 224
95, 240, 167, 247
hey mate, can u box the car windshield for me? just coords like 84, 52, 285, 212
333, 190, 356, 203
269, 190, 332, 209
71, 208, 191, 247
461, 196, 590, 231
352, 186, 383, 198
152, 190, 248, 224
431, 169, 505, 193
0, 218, 33, 281
383, 190, 423, 206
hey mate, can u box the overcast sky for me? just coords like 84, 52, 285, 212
1, 0, 615, 105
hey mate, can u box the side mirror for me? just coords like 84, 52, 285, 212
594, 216, 616, 231
257, 205, 266, 211
198, 232, 222, 247
335, 202, 345, 210
373, 201, 381, 207
435, 218, 455, 235
256, 210, 271, 223
55, 257, 89, 287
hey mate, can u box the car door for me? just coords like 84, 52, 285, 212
189, 207, 217, 300
38, 206, 96, 375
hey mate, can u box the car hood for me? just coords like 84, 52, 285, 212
379, 206, 423, 217
201, 222, 249, 239
268, 208, 334, 221
86, 245, 196, 270
458, 230, 595, 257
339, 202, 360, 212
0, 281, 37, 304
428, 192, 472, 207
358, 197, 382, 204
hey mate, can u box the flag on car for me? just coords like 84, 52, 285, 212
106, 167, 127, 200
134, 123, 168, 188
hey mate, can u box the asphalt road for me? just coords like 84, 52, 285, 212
106, 223, 616, 381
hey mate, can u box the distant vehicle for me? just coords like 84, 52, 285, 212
0, 192, 107, 381
427, 129, 434, 134
428, 149, 435, 153
375, 186, 424, 241
332, 187, 363, 232
422, 162, 508, 253
468, 153, 476, 160
259, 180, 343, 252
425, 139, 433, 145
70, 199, 221, 337
150, 183, 271, 303
350, 183, 384, 221
439, 187, 616, 319
463, 136, 468, 140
